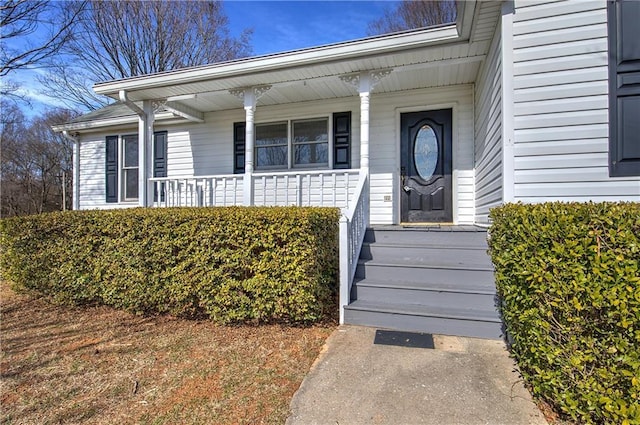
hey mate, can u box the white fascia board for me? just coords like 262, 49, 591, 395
94, 26, 461, 98
51, 111, 177, 133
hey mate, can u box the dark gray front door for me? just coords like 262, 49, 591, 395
400, 109, 452, 223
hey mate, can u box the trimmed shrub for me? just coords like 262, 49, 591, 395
0, 206, 340, 324
489, 202, 640, 424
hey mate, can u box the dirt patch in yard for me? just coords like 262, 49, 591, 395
0, 283, 334, 424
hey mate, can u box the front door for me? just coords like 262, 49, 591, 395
400, 109, 452, 223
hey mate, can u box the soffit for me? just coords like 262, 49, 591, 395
119, 39, 491, 113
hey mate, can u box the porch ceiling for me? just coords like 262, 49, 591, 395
119, 42, 489, 114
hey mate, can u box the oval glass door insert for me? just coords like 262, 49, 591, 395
414, 125, 438, 180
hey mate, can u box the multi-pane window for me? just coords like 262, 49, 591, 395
254, 118, 328, 170
293, 119, 328, 167
122, 134, 139, 200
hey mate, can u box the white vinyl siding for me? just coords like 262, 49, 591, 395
512, 0, 640, 202
474, 21, 503, 224
161, 98, 361, 179
77, 130, 139, 210
75, 88, 476, 222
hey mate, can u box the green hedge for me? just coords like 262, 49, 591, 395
489, 202, 640, 425
0, 207, 340, 324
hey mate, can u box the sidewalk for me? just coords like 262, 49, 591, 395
287, 325, 547, 425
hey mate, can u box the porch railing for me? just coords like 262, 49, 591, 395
150, 169, 360, 209
338, 172, 369, 324
252, 169, 359, 208
150, 175, 243, 207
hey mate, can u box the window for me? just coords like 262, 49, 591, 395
608, 0, 640, 177
233, 112, 350, 173
122, 134, 139, 200
254, 118, 329, 170
256, 122, 288, 168
105, 132, 167, 203
293, 119, 328, 167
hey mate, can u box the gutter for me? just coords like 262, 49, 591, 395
51, 111, 177, 132
93, 25, 463, 97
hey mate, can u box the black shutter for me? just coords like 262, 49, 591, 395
153, 131, 168, 202
105, 136, 118, 203
333, 112, 351, 169
608, 0, 640, 177
233, 122, 246, 174
153, 131, 167, 178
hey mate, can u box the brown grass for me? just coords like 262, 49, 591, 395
0, 282, 334, 424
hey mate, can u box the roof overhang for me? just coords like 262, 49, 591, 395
57, 1, 505, 133
94, 25, 462, 100
51, 110, 179, 133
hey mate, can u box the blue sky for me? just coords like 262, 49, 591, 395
225, 1, 396, 55
12, 0, 397, 116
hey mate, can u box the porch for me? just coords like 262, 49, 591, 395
56, 2, 504, 335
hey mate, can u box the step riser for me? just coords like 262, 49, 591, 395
365, 230, 488, 247
360, 245, 493, 268
352, 286, 497, 312
356, 263, 495, 285
344, 309, 503, 340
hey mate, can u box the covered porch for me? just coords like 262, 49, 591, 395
55, 0, 502, 323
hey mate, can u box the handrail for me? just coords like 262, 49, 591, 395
338, 171, 369, 324
149, 174, 239, 182
252, 168, 359, 178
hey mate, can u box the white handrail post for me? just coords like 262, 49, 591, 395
339, 214, 350, 324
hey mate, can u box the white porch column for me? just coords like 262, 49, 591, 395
243, 100, 256, 206
230, 85, 271, 206
340, 70, 391, 176
359, 85, 371, 175
138, 100, 154, 207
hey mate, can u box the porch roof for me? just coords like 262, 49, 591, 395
56, 0, 501, 132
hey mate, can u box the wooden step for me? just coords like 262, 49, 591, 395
344, 301, 503, 340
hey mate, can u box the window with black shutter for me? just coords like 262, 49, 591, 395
153, 131, 168, 202
608, 0, 640, 177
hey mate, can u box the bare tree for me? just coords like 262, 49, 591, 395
39, 0, 252, 110
1, 104, 77, 216
0, 0, 84, 100
367, 0, 457, 35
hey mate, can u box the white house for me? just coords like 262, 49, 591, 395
54, 0, 639, 337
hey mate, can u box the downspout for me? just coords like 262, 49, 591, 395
119, 90, 144, 117
62, 131, 80, 210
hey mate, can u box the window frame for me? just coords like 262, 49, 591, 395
254, 116, 332, 171
254, 121, 289, 170
292, 117, 330, 168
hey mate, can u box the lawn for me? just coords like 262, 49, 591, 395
0, 282, 334, 424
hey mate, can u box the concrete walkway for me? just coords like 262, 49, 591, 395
287, 325, 547, 425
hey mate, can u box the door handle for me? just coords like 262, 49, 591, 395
403, 185, 413, 193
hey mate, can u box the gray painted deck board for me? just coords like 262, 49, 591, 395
344, 227, 502, 339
